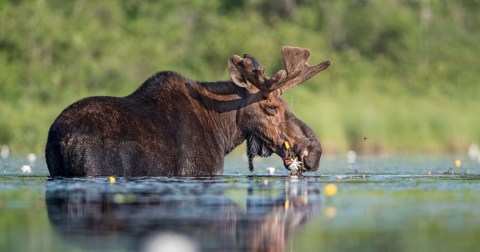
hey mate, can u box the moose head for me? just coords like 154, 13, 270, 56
228, 46, 331, 172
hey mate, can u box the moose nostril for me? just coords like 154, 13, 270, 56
301, 149, 309, 158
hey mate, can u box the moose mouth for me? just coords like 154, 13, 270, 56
246, 135, 313, 172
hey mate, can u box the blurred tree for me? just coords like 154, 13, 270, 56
0, 0, 479, 153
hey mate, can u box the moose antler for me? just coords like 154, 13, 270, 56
228, 46, 331, 95
278, 46, 332, 91
228, 54, 287, 94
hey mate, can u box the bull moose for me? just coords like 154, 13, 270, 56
46, 46, 331, 177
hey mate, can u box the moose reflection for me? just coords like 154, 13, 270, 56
45, 177, 321, 252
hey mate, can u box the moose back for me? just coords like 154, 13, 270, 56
45, 46, 331, 177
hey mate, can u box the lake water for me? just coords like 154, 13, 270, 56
1, 154, 480, 252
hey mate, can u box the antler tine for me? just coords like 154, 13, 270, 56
243, 55, 271, 92
242, 54, 289, 94
282, 46, 312, 75
244, 54, 262, 71
272, 46, 332, 92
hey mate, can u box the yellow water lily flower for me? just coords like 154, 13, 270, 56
454, 159, 461, 167
324, 183, 338, 196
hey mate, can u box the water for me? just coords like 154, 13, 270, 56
1, 155, 480, 252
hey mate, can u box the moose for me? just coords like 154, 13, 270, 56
45, 46, 331, 177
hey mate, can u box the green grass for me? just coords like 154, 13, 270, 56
291, 86, 480, 154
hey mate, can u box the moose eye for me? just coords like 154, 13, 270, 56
265, 105, 278, 115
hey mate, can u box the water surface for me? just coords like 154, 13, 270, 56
1, 155, 479, 251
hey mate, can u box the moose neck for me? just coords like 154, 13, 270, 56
193, 81, 254, 155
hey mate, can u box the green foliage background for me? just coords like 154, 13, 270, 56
1, 0, 479, 154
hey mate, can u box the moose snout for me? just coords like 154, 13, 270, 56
302, 146, 321, 171
294, 133, 322, 171
288, 118, 322, 172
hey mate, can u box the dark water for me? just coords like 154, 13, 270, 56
1, 155, 480, 252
